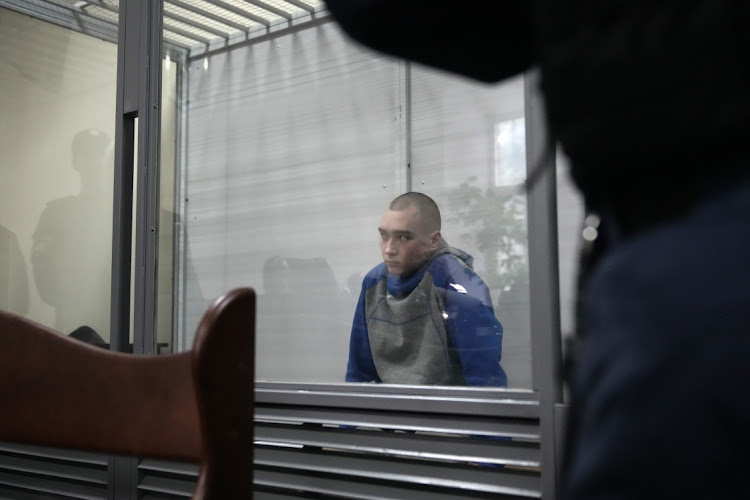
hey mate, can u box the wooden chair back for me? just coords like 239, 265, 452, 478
0, 287, 256, 499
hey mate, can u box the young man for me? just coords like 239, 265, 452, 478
346, 192, 507, 387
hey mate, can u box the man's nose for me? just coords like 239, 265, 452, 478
384, 239, 397, 255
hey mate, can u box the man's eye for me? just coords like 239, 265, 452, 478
399, 235, 409, 241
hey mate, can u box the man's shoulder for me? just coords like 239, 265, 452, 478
427, 252, 473, 283
362, 262, 388, 288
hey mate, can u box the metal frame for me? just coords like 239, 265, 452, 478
109, 0, 164, 496
524, 69, 565, 499
204, 0, 271, 27
169, 0, 248, 32
394, 60, 411, 194
0, 0, 118, 43
110, 0, 163, 354
246, 0, 292, 20
173, 53, 191, 353
111, 0, 135, 354
132, 0, 164, 356
0, 0, 325, 59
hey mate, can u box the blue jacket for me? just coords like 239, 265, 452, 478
346, 243, 507, 386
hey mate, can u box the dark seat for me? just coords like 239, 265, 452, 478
0, 287, 256, 499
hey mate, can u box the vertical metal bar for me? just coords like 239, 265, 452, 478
132, 0, 164, 355
108, 455, 136, 500
110, 2, 141, 496
111, 0, 140, 355
393, 60, 410, 195
148, 1, 165, 353
404, 61, 412, 193
524, 70, 564, 500
174, 54, 190, 353
110, 117, 135, 354
110, 1, 162, 493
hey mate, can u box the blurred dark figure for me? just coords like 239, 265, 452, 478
32, 128, 112, 338
325, 2, 750, 498
258, 255, 350, 381
262, 255, 340, 295
69, 325, 107, 349
0, 224, 29, 315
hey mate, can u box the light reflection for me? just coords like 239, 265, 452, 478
582, 226, 598, 241
582, 213, 601, 242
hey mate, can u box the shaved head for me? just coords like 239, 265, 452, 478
379, 192, 442, 276
388, 192, 441, 233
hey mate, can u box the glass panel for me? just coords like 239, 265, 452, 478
161, 12, 531, 389
162, 20, 400, 383
410, 69, 531, 388
0, 5, 118, 349
156, 53, 179, 355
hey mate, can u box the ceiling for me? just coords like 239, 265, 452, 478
0, 0, 328, 58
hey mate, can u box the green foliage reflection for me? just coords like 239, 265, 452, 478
445, 178, 528, 293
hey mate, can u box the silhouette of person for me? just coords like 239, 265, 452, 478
32, 128, 112, 337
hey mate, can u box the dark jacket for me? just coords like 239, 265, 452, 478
346, 243, 507, 387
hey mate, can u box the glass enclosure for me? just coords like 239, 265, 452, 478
159, 8, 533, 388
0, 2, 569, 497
0, 0, 542, 386
0, 5, 118, 348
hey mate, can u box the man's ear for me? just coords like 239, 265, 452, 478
429, 231, 441, 250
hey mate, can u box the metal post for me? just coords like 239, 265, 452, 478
110, 1, 163, 497
524, 70, 564, 500
132, 0, 164, 355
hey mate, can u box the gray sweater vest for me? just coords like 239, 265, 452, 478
366, 273, 465, 385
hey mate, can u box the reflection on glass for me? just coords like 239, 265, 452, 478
164, 18, 531, 387
0, 7, 116, 343
347, 192, 507, 386
411, 70, 531, 388
170, 22, 397, 382
495, 118, 526, 187
32, 129, 112, 339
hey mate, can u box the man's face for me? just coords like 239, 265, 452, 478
378, 205, 438, 277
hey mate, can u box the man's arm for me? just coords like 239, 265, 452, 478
325, 0, 535, 83
345, 284, 381, 383
443, 269, 507, 386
